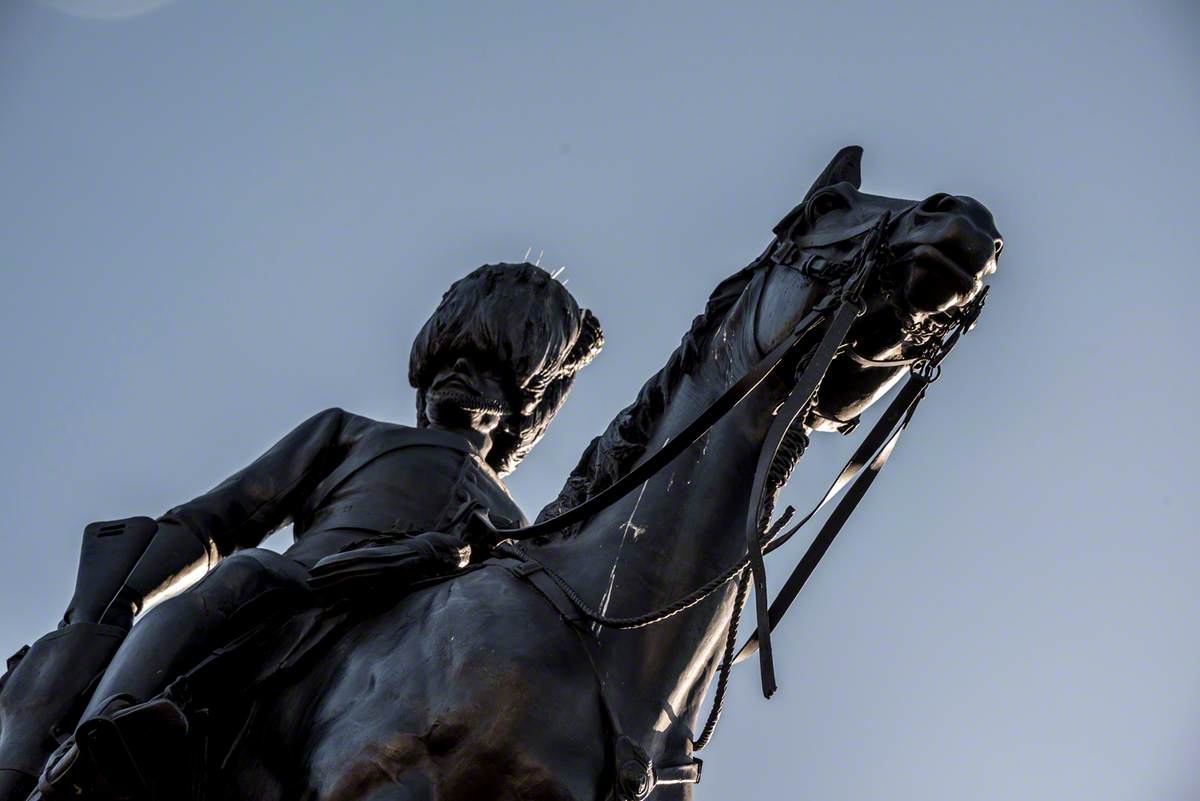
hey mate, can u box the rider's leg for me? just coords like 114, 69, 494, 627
80, 548, 308, 720
0, 518, 203, 801
35, 549, 308, 799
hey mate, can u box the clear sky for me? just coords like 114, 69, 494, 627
1, 2, 1197, 799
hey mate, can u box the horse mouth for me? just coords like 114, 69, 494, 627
907, 244, 983, 292
890, 243, 985, 312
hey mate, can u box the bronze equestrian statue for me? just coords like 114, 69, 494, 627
0, 264, 603, 800
0, 146, 1002, 801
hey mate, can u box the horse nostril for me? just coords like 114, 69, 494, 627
917, 193, 961, 216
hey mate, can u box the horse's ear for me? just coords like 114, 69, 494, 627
773, 146, 865, 236
802, 145, 863, 202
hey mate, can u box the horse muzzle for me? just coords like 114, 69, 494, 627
891, 197, 1001, 313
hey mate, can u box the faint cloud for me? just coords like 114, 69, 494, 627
37, 0, 174, 20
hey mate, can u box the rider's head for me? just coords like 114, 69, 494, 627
410, 263, 603, 476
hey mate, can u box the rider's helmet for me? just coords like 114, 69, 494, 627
409, 262, 604, 476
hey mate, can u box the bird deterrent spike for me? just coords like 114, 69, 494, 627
551, 266, 566, 279
535, 250, 543, 266
523, 246, 532, 262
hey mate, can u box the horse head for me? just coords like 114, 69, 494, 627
752, 145, 1003, 431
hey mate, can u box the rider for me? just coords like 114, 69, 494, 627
0, 262, 602, 800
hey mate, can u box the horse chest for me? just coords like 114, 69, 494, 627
298, 574, 611, 801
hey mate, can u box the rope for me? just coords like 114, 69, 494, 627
691, 507, 801, 750
507, 543, 747, 630
501, 507, 796, 760
503, 507, 795, 632
692, 566, 750, 750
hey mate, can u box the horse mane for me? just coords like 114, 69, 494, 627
534, 256, 768, 535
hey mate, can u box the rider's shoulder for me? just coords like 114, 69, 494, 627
293, 408, 412, 443
297, 409, 481, 455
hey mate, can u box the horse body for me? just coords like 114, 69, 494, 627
313, 571, 606, 801
218, 147, 1002, 801
225, 264, 797, 801
210, 569, 602, 800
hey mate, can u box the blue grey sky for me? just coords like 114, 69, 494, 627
1, 1, 1197, 799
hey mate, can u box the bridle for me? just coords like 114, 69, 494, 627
480, 202, 988, 746
740, 205, 988, 698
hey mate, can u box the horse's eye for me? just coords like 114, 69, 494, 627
810, 190, 848, 219
994, 239, 1004, 258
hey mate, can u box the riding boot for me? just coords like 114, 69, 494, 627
0, 624, 127, 801
35, 695, 188, 801
78, 548, 306, 724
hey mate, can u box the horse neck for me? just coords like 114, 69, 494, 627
530, 307, 796, 751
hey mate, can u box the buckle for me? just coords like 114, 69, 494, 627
615, 735, 655, 801
656, 758, 703, 786
910, 359, 942, 383
510, 560, 542, 578
771, 239, 799, 266
958, 285, 989, 334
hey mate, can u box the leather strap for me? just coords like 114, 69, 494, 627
484, 307, 827, 542
784, 217, 883, 248
735, 381, 923, 664
742, 297, 863, 698
734, 290, 983, 667
844, 348, 919, 368
761, 370, 930, 559
508, 561, 586, 626
656, 760, 702, 786
501, 559, 701, 796
742, 211, 893, 698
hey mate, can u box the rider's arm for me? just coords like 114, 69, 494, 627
82, 408, 362, 622
160, 407, 362, 555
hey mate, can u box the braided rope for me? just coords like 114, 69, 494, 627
508, 542, 748, 630
503, 508, 796, 632
501, 507, 797, 756
692, 565, 750, 750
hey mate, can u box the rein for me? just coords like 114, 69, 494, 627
740, 283, 986, 697
484, 206, 987, 746
478, 309, 828, 542
742, 212, 897, 699
479, 211, 900, 545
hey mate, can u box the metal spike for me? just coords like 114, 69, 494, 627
523, 247, 532, 262
551, 266, 566, 279
535, 249, 543, 266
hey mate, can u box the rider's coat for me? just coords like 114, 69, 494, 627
159, 408, 527, 568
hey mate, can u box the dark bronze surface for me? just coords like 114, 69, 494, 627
0, 149, 1000, 801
